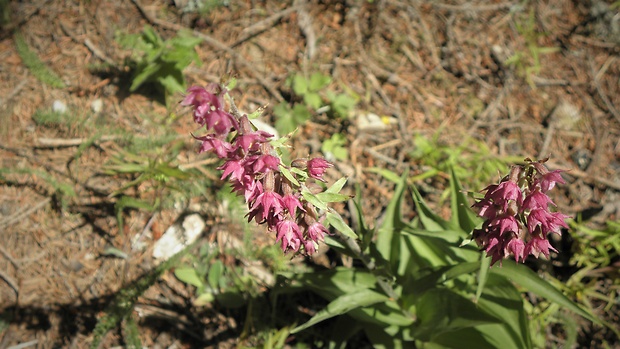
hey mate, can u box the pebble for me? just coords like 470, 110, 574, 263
91, 98, 103, 113
52, 100, 67, 113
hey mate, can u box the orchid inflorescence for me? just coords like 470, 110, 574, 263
182, 82, 333, 255
472, 158, 570, 266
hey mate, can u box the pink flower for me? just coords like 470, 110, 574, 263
506, 238, 526, 263
234, 131, 271, 152
524, 235, 557, 258
486, 181, 522, 211
193, 134, 232, 158
219, 159, 247, 182
250, 190, 284, 222
307, 221, 328, 241
522, 189, 554, 211
282, 194, 304, 216
276, 219, 302, 252
537, 170, 566, 193
307, 158, 332, 181
231, 176, 263, 203
185, 83, 334, 256
252, 154, 280, 174
206, 109, 238, 136
489, 215, 519, 236
471, 159, 569, 266
527, 209, 569, 237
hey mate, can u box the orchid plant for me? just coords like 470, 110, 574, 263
182, 81, 344, 255
183, 79, 603, 348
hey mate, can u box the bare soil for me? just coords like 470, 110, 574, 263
1, 0, 619, 348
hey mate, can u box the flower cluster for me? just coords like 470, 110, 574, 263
183, 83, 332, 254
472, 158, 570, 266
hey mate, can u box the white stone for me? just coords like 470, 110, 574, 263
52, 100, 67, 113
153, 213, 205, 261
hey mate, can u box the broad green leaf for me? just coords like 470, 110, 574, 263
158, 73, 186, 95
376, 171, 408, 273
427, 326, 504, 349
364, 324, 407, 349
356, 300, 415, 327
409, 184, 452, 231
130, 62, 161, 91
207, 260, 224, 292
404, 262, 480, 300
279, 268, 377, 300
291, 289, 388, 333
326, 211, 358, 239
449, 166, 479, 233
493, 262, 602, 325
474, 273, 532, 349
174, 267, 203, 288
413, 288, 501, 341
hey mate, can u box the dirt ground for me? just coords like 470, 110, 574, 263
1, 0, 619, 348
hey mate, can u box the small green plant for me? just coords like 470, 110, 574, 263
524, 220, 620, 348
14, 32, 65, 88
116, 25, 202, 103
274, 72, 358, 135
504, 8, 559, 88
272, 169, 601, 348
321, 133, 348, 161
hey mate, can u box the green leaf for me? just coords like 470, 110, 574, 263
309, 72, 331, 91
492, 261, 602, 325
174, 267, 204, 288
474, 273, 532, 349
376, 171, 408, 272
292, 74, 308, 95
207, 260, 224, 292
301, 189, 328, 211
413, 288, 502, 341
326, 211, 357, 239
279, 165, 300, 187
476, 253, 491, 301
325, 177, 347, 194
449, 166, 479, 233
404, 262, 480, 299
315, 191, 350, 203
291, 289, 388, 333
322, 133, 349, 161
365, 167, 401, 184
282, 267, 376, 294
409, 184, 452, 231
304, 92, 323, 110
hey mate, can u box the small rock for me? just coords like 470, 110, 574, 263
153, 213, 205, 261
91, 99, 103, 113
52, 100, 67, 113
